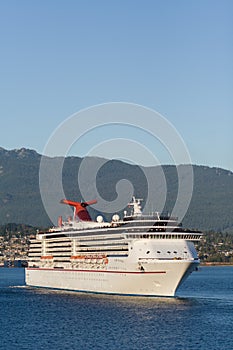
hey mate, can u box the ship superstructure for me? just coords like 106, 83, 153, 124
26, 197, 202, 296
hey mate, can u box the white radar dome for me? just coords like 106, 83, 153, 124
112, 214, 120, 222
96, 215, 104, 223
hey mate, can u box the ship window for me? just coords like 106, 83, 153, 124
174, 251, 177, 254
167, 251, 171, 254
157, 251, 161, 254
146, 251, 150, 254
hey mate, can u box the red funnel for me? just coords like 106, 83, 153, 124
60, 199, 97, 221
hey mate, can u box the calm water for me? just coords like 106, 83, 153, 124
0, 267, 233, 350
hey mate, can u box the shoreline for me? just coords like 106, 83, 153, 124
200, 262, 233, 266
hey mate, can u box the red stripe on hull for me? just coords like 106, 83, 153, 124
26, 267, 166, 274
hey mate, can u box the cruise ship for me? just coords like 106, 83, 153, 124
26, 197, 202, 296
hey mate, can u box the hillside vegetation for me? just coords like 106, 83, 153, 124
0, 147, 233, 232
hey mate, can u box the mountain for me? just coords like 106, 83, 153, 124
0, 147, 233, 232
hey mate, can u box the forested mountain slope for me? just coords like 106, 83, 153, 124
0, 147, 232, 232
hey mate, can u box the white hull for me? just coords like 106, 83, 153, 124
26, 260, 198, 297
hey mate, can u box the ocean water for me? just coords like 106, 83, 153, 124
0, 267, 233, 350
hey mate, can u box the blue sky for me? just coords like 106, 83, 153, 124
0, 0, 232, 170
